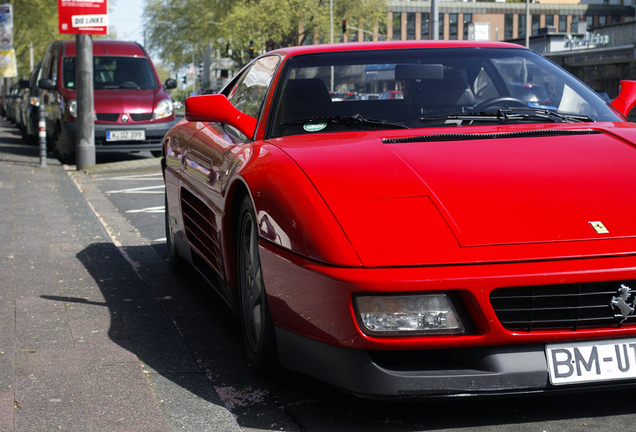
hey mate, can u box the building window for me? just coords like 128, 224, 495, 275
449, 13, 458, 40
378, 20, 387, 41
463, 14, 472, 40
363, 21, 373, 41
518, 14, 526, 39
598, 16, 607, 26
612, 15, 621, 24
586, 15, 594, 28
421, 13, 430, 40
572, 15, 580, 33
439, 13, 444, 40
559, 15, 567, 32
545, 15, 554, 27
407, 13, 416, 40
532, 15, 540, 36
505, 14, 513, 39
392, 13, 401, 40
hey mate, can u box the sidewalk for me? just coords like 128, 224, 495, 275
0, 120, 240, 431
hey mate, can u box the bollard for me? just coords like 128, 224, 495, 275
38, 103, 47, 168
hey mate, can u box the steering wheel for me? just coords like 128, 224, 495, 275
119, 81, 140, 89
471, 97, 527, 112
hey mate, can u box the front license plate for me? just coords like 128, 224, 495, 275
106, 130, 145, 141
546, 338, 636, 385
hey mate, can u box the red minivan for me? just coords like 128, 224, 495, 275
38, 40, 177, 162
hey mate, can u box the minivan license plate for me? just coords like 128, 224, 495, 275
546, 338, 636, 385
106, 130, 145, 141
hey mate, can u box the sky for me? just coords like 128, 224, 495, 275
108, 0, 146, 46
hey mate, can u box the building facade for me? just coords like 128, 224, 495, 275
375, 0, 634, 43
366, 0, 636, 99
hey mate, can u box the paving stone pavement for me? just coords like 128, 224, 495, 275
0, 119, 242, 431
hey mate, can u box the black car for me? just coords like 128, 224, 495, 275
20, 61, 42, 145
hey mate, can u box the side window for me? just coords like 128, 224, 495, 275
227, 56, 280, 119
49, 47, 59, 83
39, 44, 54, 83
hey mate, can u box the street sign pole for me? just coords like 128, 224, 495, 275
76, 33, 95, 170
57, 0, 107, 169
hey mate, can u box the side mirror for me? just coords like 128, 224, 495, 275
610, 80, 636, 117
38, 78, 56, 90
18, 79, 30, 89
185, 94, 257, 138
164, 78, 177, 90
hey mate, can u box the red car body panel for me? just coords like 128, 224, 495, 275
261, 243, 636, 349
162, 40, 636, 397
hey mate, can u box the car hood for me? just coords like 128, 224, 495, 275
271, 124, 636, 266
92, 89, 161, 114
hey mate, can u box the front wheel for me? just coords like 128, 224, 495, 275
165, 192, 185, 272
237, 196, 279, 373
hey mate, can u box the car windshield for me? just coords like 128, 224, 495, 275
270, 47, 621, 137
63, 56, 158, 90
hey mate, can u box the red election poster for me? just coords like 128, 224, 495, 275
58, 0, 108, 35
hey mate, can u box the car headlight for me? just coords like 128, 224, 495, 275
29, 96, 39, 107
154, 99, 173, 119
67, 99, 77, 118
355, 294, 465, 335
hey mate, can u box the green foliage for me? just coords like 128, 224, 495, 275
12, 0, 60, 79
144, 0, 388, 70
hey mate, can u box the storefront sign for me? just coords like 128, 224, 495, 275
564, 32, 610, 49
564, 51, 633, 66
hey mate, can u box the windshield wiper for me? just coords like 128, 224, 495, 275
421, 108, 594, 124
280, 114, 409, 130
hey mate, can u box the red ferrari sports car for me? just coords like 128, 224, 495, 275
161, 40, 636, 398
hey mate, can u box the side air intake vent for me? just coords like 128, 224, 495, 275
180, 188, 222, 272
383, 129, 601, 144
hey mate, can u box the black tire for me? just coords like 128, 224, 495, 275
151, 150, 162, 157
237, 195, 279, 373
165, 193, 185, 272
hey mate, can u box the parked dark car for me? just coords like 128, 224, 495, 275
38, 40, 177, 162
19, 61, 43, 144
3, 85, 21, 123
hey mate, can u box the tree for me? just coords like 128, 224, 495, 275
12, 0, 60, 79
144, 0, 228, 71
144, 0, 388, 70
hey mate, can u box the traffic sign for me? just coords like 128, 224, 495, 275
0, 5, 13, 50
58, 0, 108, 35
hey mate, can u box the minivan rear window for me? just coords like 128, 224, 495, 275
63, 56, 159, 90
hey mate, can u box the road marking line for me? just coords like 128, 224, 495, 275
126, 206, 165, 214
105, 185, 165, 194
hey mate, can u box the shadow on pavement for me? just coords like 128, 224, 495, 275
42, 242, 241, 431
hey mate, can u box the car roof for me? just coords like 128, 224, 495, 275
59, 40, 147, 58
263, 40, 527, 58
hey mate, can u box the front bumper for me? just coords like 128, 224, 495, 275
61, 119, 176, 153
277, 328, 551, 398
278, 329, 636, 398
260, 241, 636, 398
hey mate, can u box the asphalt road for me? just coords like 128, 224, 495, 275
71, 153, 636, 432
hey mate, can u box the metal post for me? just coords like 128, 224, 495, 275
525, 0, 530, 48
432, 0, 439, 40
38, 103, 46, 168
76, 34, 95, 170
